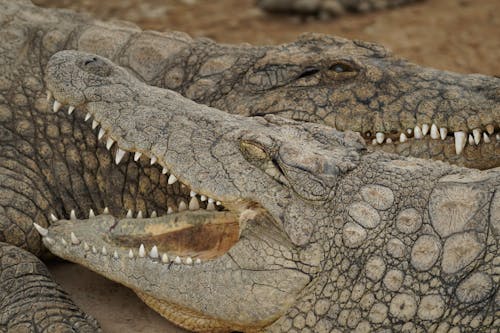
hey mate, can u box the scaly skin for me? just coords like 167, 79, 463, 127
42, 50, 499, 332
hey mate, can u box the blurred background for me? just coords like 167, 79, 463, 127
34, 0, 499, 76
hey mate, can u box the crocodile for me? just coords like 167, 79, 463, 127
41, 50, 499, 332
0, 0, 498, 331
257, 0, 423, 17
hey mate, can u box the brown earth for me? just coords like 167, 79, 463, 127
36, 0, 499, 332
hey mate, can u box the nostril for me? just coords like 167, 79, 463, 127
84, 57, 98, 66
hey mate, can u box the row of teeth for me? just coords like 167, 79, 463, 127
49, 94, 222, 212
368, 123, 498, 155
34, 222, 200, 265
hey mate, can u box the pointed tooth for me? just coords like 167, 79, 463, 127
70, 232, 80, 245
161, 253, 169, 263
151, 211, 157, 218
92, 120, 99, 130
167, 207, 174, 214
150, 156, 157, 165
70, 209, 77, 220
101, 246, 107, 255
92, 246, 97, 254
98, 128, 105, 140
106, 138, 114, 150
454, 131, 466, 155
406, 128, 412, 135
189, 197, 200, 211
375, 132, 385, 144
139, 244, 146, 257
414, 126, 423, 139
216, 201, 222, 206
208, 198, 214, 204
486, 124, 494, 135
371, 139, 377, 145
68, 106, 75, 115
440, 127, 448, 140
399, 133, 407, 143
83, 242, 90, 251
190, 191, 197, 197
200, 195, 207, 202
421, 124, 429, 136
150, 245, 159, 259
162, 167, 168, 174
206, 201, 216, 211
195, 258, 201, 264
496, 134, 500, 141
89, 209, 95, 218
115, 148, 126, 165
61, 238, 67, 246
473, 129, 481, 145
46, 91, 52, 102
103, 207, 110, 214
33, 223, 48, 237
185, 257, 193, 265
178, 201, 187, 212
483, 132, 491, 143
53, 100, 62, 113
128, 249, 134, 259
468, 134, 475, 146
167, 174, 177, 185
174, 256, 181, 264
85, 113, 91, 121
385, 138, 392, 144
430, 124, 439, 139
137, 211, 143, 219
113, 250, 119, 259
50, 213, 58, 222
134, 151, 142, 161
126, 209, 133, 218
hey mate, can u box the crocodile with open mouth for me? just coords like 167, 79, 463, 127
0, 0, 499, 332
41, 50, 499, 332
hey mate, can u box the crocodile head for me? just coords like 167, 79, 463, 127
42, 50, 364, 332
195, 34, 499, 169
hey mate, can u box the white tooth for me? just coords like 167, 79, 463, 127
70, 209, 76, 220
185, 257, 193, 265
174, 256, 181, 264
200, 195, 207, 202
137, 211, 143, 219
454, 131, 466, 155
178, 201, 187, 212
414, 126, 423, 139
70, 232, 80, 245
33, 223, 48, 236
50, 213, 58, 222
53, 100, 62, 113
371, 139, 377, 145
92, 120, 99, 130
399, 133, 407, 143
61, 238, 67, 246
139, 244, 146, 257
151, 211, 157, 218
422, 124, 429, 136
195, 258, 201, 264
128, 249, 134, 259
468, 134, 475, 146
106, 138, 114, 150
168, 174, 177, 185
162, 167, 168, 174
89, 209, 95, 218
98, 128, 105, 140
150, 245, 159, 259
134, 152, 142, 161
496, 134, 500, 141
161, 253, 169, 263
216, 201, 221, 206
126, 209, 133, 218
68, 106, 75, 115
83, 242, 90, 251
386, 138, 392, 144
486, 124, 494, 135
85, 113, 91, 122
207, 198, 214, 204
440, 127, 448, 140
167, 207, 174, 214
150, 156, 157, 165
189, 197, 200, 211
46, 91, 52, 102
473, 129, 481, 145
430, 124, 439, 139
483, 132, 491, 143
115, 148, 126, 165
207, 201, 216, 211
92, 246, 97, 254
406, 128, 412, 135
190, 191, 197, 197
103, 207, 109, 214
113, 250, 119, 259
101, 246, 107, 255
375, 132, 385, 144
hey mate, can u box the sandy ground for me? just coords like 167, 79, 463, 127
32, 0, 499, 332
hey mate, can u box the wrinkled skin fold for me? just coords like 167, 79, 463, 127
41, 50, 499, 332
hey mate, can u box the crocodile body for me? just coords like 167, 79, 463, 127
0, 0, 498, 332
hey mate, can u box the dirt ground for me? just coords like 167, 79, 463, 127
33, 0, 499, 332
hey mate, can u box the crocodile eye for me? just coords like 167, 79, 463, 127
240, 140, 288, 185
329, 63, 355, 73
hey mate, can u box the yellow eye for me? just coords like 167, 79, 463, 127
240, 141, 268, 162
